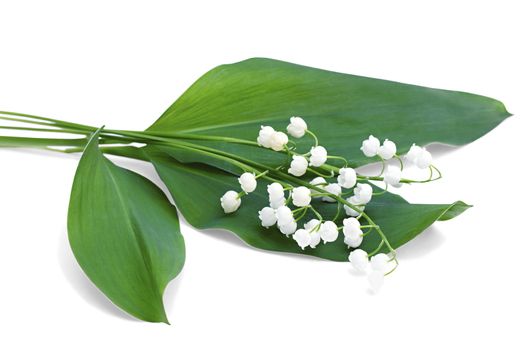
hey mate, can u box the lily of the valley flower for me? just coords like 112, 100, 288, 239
384, 165, 402, 187
309, 145, 327, 167
238, 172, 257, 193
344, 196, 365, 217
337, 167, 357, 189
406, 144, 433, 169
220, 190, 241, 213
343, 217, 363, 248
257, 126, 275, 148
286, 116, 308, 138
268, 182, 285, 209
352, 183, 373, 205
258, 207, 277, 228
309, 176, 327, 194
292, 229, 311, 249
361, 135, 380, 157
288, 155, 308, 176
320, 221, 338, 243
269, 131, 289, 151
348, 249, 369, 272
378, 139, 397, 160
304, 219, 321, 248
370, 253, 390, 273
291, 186, 311, 207
276, 205, 297, 236
322, 183, 342, 202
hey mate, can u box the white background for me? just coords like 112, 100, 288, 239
0, 1, 523, 349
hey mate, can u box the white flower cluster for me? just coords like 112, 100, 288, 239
219, 117, 436, 292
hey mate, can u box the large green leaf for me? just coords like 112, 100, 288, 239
67, 131, 185, 323
147, 58, 510, 167
143, 146, 469, 262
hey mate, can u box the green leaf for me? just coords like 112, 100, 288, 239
67, 130, 185, 323
144, 147, 469, 262
147, 58, 510, 168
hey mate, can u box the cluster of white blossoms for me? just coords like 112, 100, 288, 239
220, 117, 437, 292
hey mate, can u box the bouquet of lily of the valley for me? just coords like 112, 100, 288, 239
0, 58, 510, 323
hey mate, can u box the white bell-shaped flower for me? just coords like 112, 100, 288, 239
268, 183, 286, 208
337, 167, 357, 189
343, 217, 363, 248
238, 172, 257, 193
268, 182, 285, 201
304, 219, 321, 248
405, 144, 422, 163
286, 116, 308, 138
344, 235, 363, 248
258, 207, 277, 228
220, 190, 241, 213
370, 253, 390, 273
276, 206, 294, 227
348, 249, 369, 272
269, 196, 285, 209
309, 146, 327, 167
353, 183, 373, 205
269, 131, 289, 151
291, 186, 311, 207
378, 139, 397, 160
405, 144, 433, 168
384, 165, 402, 187
309, 230, 321, 248
279, 221, 297, 236
367, 270, 384, 293
344, 196, 365, 217
361, 135, 380, 157
304, 219, 321, 231
309, 177, 327, 194
292, 229, 311, 250
322, 183, 342, 202
320, 221, 338, 243
416, 148, 432, 169
257, 126, 275, 148
288, 155, 308, 177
